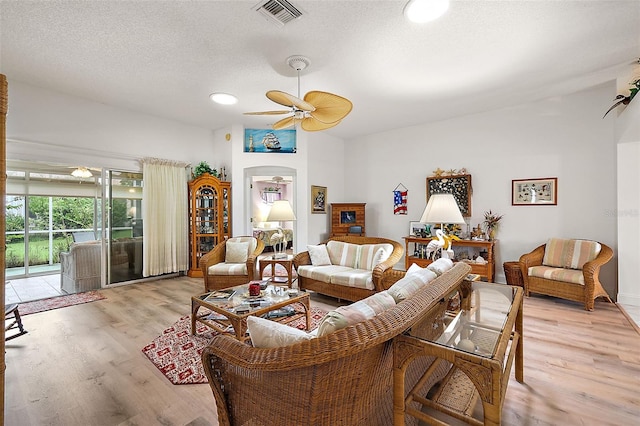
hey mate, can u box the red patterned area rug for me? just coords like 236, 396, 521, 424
142, 305, 326, 385
19, 291, 106, 316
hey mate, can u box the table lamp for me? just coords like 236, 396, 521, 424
420, 193, 465, 259
266, 200, 297, 259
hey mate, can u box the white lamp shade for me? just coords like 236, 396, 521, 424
266, 200, 297, 222
420, 193, 465, 224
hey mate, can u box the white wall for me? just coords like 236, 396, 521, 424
616, 90, 640, 307
346, 83, 619, 299
6, 80, 215, 170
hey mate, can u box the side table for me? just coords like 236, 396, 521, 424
393, 281, 524, 425
259, 255, 295, 287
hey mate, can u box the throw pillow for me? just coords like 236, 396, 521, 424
316, 290, 396, 337
247, 315, 313, 348
387, 268, 437, 303
225, 241, 249, 263
427, 258, 454, 276
307, 244, 332, 266
406, 263, 424, 276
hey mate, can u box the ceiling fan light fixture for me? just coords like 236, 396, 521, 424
209, 92, 238, 105
404, 0, 449, 23
71, 167, 93, 178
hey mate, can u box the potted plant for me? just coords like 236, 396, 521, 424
192, 161, 218, 179
483, 210, 503, 241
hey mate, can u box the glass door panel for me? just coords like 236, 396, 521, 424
107, 170, 143, 284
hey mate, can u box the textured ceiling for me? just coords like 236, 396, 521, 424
1, 0, 639, 140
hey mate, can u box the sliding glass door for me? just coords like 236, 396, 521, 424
105, 170, 143, 285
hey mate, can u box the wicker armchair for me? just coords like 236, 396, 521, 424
202, 262, 472, 426
199, 236, 265, 292
293, 235, 404, 301
519, 240, 613, 311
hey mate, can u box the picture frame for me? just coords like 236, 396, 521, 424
512, 177, 557, 205
244, 128, 297, 153
426, 174, 472, 217
409, 221, 427, 237
311, 185, 327, 214
340, 210, 356, 224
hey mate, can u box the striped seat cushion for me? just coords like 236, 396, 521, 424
542, 238, 601, 270
208, 262, 248, 276
329, 268, 374, 290
297, 265, 354, 283
529, 265, 584, 285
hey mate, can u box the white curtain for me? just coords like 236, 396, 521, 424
141, 158, 189, 277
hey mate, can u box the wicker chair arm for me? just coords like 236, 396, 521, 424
199, 241, 226, 273
245, 239, 265, 280
582, 243, 613, 286
293, 251, 311, 269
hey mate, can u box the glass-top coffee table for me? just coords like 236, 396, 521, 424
191, 282, 311, 343
393, 280, 524, 426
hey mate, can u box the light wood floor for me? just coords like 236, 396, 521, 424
5, 276, 640, 425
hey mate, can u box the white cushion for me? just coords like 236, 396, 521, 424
427, 258, 454, 276
247, 315, 312, 348
316, 291, 396, 337
387, 268, 437, 303
406, 263, 424, 276
225, 241, 249, 263
307, 244, 332, 266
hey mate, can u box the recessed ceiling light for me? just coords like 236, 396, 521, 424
404, 0, 449, 23
209, 92, 238, 105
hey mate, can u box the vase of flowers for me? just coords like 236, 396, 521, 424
483, 210, 503, 241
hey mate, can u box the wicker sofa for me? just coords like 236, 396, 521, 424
519, 238, 613, 311
202, 261, 472, 426
292, 235, 404, 301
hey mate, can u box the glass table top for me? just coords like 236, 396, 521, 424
197, 282, 299, 315
410, 281, 517, 358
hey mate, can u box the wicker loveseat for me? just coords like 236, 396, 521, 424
292, 235, 404, 301
519, 238, 613, 311
202, 262, 472, 426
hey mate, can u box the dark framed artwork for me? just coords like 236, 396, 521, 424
340, 210, 357, 224
426, 174, 472, 217
311, 185, 327, 214
512, 177, 557, 205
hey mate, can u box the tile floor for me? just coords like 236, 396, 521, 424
5, 274, 64, 304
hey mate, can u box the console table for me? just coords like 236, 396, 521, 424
404, 236, 496, 281
393, 281, 524, 425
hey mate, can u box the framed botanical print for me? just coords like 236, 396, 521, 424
426, 174, 472, 217
311, 185, 327, 214
512, 177, 557, 205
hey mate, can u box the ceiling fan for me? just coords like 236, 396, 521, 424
245, 55, 353, 131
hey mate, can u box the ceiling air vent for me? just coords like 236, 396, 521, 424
254, 0, 303, 26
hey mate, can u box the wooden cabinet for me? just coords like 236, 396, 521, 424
188, 173, 231, 277
403, 236, 496, 281
330, 203, 366, 236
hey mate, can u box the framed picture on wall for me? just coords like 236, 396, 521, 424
244, 128, 297, 153
311, 185, 327, 214
512, 177, 557, 205
426, 174, 472, 217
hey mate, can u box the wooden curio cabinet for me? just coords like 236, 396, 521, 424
188, 173, 231, 277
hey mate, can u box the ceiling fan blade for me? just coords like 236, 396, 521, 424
304, 91, 353, 124
244, 110, 291, 115
272, 116, 297, 130
267, 90, 315, 111
301, 117, 341, 132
